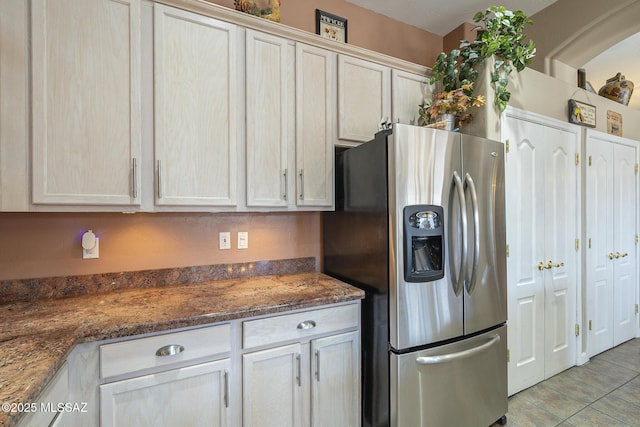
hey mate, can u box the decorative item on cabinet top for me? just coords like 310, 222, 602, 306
422, 6, 536, 130
316, 9, 348, 43
234, 0, 280, 22
568, 99, 596, 128
598, 72, 634, 105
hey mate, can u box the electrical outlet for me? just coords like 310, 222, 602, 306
238, 231, 248, 249
219, 232, 231, 250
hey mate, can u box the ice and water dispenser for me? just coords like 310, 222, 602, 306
403, 205, 444, 282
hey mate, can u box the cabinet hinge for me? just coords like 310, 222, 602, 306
588, 238, 592, 248
575, 324, 580, 337
635, 304, 639, 314
588, 155, 592, 166
575, 153, 580, 165
506, 244, 510, 258
507, 348, 510, 363
636, 163, 639, 174
575, 239, 580, 251
589, 320, 592, 331
635, 234, 639, 245
505, 139, 510, 154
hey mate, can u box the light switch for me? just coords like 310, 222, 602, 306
219, 232, 231, 250
238, 231, 248, 249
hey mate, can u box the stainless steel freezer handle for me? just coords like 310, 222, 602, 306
464, 173, 480, 295
451, 171, 467, 296
415, 334, 500, 365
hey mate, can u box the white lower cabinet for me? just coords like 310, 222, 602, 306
242, 304, 360, 427
99, 324, 232, 427
100, 359, 230, 427
17, 363, 69, 427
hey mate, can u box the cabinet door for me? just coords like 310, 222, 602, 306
296, 43, 336, 207
245, 30, 289, 207
391, 69, 430, 125
338, 55, 390, 143
311, 332, 360, 427
31, 0, 142, 205
0, 0, 29, 211
154, 5, 238, 206
243, 343, 304, 427
100, 359, 230, 427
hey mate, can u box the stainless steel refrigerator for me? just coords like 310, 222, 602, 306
323, 124, 507, 427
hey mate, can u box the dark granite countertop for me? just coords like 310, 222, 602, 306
0, 272, 363, 427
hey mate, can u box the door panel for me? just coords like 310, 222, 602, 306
543, 126, 577, 377
504, 118, 545, 395
461, 134, 507, 334
389, 126, 462, 350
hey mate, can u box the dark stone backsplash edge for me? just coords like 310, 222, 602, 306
0, 257, 317, 304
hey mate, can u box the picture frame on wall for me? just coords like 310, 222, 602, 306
316, 9, 348, 43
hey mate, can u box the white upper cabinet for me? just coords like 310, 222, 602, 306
0, 0, 29, 211
154, 5, 238, 207
295, 43, 335, 207
391, 69, 431, 125
245, 29, 290, 208
31, 0, 142, 206
338, 55, 390, 143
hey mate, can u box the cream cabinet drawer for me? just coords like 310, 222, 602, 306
100, 324, 230, 379
243, 303, 359, 349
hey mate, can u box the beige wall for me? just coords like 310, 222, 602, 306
0, 212, 320, 280
205, 0, 442, 67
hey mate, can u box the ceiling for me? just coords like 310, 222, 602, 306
347, 0, 640, 110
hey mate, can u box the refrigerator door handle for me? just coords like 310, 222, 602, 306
464, 173, 480, 294
415, 334, 500, 365
451, 171, 467, 296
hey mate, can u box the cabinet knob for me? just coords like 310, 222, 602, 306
155, 344, 185, 357
297, 320, 316, 330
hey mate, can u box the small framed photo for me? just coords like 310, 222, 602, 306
316, 9, 348, 43
568, 99, 596, 127
607, 110, 623, 136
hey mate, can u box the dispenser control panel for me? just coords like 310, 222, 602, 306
403, 205, 444, 282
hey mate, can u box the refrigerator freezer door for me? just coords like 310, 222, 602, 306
461, 134, 507, 334
391, 325, 507, 427
389, 125, 464, 350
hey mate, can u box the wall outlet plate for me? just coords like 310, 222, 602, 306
219, 232, 231, 250
238, 231, 248, 249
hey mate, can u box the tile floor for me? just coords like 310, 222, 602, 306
495, 338, 640, 427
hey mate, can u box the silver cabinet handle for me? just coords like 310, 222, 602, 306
464, 173, 480, 295
295, 354, 301, 386
157, 159, 162, 199
155, 344, 184, 357
224, 370, 229, 408
416, 334, 500, 365
132, 158, 138, 199
283, 169, 288, 200
451, 171, 467, 296
299, 169, 304, 200
315, 350, 320, 381
297, 320, 316, 330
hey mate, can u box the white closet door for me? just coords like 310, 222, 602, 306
586, 138, 615, 356
504, 117, 545, 395
612, 143, 637, 346
542, 125, 578, 378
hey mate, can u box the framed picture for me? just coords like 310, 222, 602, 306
568, 99, 596, 127
607, 110, 623, 136
316, 9, 347, 43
